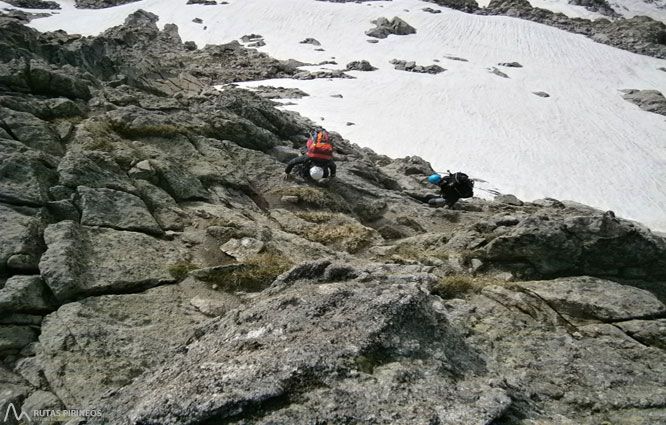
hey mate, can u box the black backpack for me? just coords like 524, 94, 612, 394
446, 172, 474, 198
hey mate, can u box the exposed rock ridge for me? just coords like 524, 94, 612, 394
424, 0, 666, 59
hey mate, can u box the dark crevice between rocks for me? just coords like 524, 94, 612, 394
614, 279, 666, 305
488, 398, 528, 425
0, 196, 45, 209
62, 277, 178, 305
206, 392, 294, 425
0, 119, 21, 142
609, 324, 652, 349
86, 222, 165, 238
517, 287, 580, 333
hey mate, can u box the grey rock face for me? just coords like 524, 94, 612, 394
495, 193, 523, 205
0, 140, 58, 206
1, 10, 665, 425
35, 284, 211, 407
219, 237, 265, 261
346, 60, 377, 71
0, 325, 37, 354
517, 276, 666, 323
482, 0, 666, 59
77, 186, 162, 234
90, 279, 508, 425
568, 0, 618, 17
4, 0, 60, 8
616, 319, 666, 349
44, 98, 84, 118
424, 0, 479, 13
299, 37, 321, 46
149, 159, 209, 202
448, 279, 666, 425
74, 0, 141, 8
0, 204, 44, 275
27, 62, 92, 100
0, 107, 63, 156
21, 391, 64, 422
622, 89, 666, 116
484, 212, 666, 279
0, 275, 56, 313
498, 61, 523, 67
366, 17, 417, 39
132, 179, 185, 231
39, 221, 184, 301
391, 59, 445, 74
489, 66, 510, 78
57, 151, 136, 194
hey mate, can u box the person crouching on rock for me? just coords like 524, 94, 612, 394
284, 130, 336, 181
427, 171, 474, 208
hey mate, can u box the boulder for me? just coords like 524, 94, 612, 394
517, 276, 666, 323
267, 145, 300, 163
57, 151, 136, 194
76, 186, 162, 234
424, 0, 479, 13
44, 97, 84, 118
74, 0, 141, 9
484, 212, 666, 279
366, 17, 417, 39
0, 94, 52, 119
0, 107, 63, 156
150, 159, 209, 201
132, 179, 185, 231
39, 221, 184, 300
89, 279, 510, 425
0, 325, 37, 354
616, 319, 666, 350
0, 140, 58, 206
346, 60, 377, 71
26, 62, 92, 100
35, 284, 211, 408
495, 193, 523, 205
0, 275, 56, 313
390, 59, 445, 74
569, 0, 618, 16
0, 204, 44, 275
3, 0, 61, 9
299, 38, 321, 46
446, 281, 666, 425
622, 89, 666, 116
219, 237, 265, 261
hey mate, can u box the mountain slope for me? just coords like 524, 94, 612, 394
10, 0, 666, 231
1, 9, 666, 425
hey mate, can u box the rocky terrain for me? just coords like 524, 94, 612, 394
1, 8, 666, 425
427, 0, 666, 59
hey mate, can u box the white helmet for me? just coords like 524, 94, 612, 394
309, 166, 325, 181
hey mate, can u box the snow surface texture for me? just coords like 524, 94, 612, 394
8, 0, 666, 231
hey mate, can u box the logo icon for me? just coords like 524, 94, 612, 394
3, 403, 30, 423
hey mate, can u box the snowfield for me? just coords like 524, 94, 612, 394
4, 0, 666, 230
